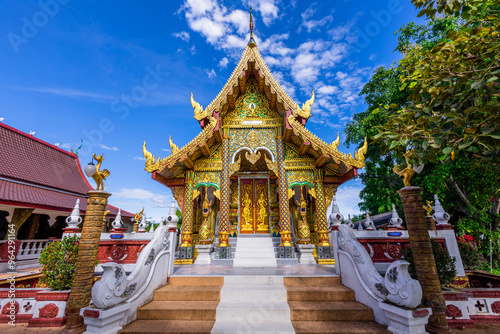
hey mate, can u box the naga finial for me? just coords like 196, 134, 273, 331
91, 153, 110, 191
330, 132, 340, 150
191, 92, 211, 121
393, 149, 416, 187
134, 207, 144, 222
143, 141, 161, 173
169, 135, 180, 155
295, 91, 315, 119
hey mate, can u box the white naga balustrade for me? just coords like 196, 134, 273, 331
17, 239, 52, 261
81, 200, 178, 334
335, 225, 430, 334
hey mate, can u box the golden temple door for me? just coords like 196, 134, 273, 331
239, 179, 269, 234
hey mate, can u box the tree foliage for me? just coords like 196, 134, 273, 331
39, 235, 79, 291
345, 0, 500, 268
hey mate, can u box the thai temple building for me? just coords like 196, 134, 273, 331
142, 10, 367, 265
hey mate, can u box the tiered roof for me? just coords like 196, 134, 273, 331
0, 122, 132, 217
144, 24, 367, 186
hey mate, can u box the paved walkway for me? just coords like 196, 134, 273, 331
172, 264, 337, 276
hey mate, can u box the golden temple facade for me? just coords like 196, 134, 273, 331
142, 15, 367, 264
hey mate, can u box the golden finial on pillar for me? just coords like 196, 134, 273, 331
248, 5, 256, 47
84, 153, 110, 191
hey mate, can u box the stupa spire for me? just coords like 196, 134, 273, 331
248, 6, 256, 47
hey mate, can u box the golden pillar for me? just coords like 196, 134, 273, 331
314, 169, 331, 247
178, 170, 195, 261
276, 133, 294, 257
217, 130, 231, 255
64, 190, 110, 334
399, 187, 451, 333
26, 214, 40, 240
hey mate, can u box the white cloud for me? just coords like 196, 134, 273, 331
172, 31, 190, 42
133, 156, 146, 161
113, 188, 170, 209
161, 148, 172, 153
327, 184, 363, 217
99, 144, 119, 151
253, 0, 279, 26
317, 85, 338, 95
218, 57, 229, 68
299, 5, 333, 33
206, 68, 217, 78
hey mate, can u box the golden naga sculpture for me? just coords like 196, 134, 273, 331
143, 141, 162, 173
295, 190, 311, 244
198, 193, 213, 244
295, 91, 315, 119
191, 92, 211, 121
264, 154, 277, 175
134, 207, 144, 222
330, 132, 340, 150
229, 155, 242, 176
92, 154, 110, 191
348, 136, 368, 166
169, 135, 180, 155
423, 200, 433, 216
393, 149, 416, 187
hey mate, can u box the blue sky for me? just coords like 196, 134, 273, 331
0, 0, 424, 221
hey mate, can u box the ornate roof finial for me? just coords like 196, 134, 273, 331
248, 6, 256, 47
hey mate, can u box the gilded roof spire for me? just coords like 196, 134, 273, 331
248, 6, 256, 47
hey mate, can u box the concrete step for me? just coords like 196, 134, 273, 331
292, 321, 391, 333
233, 252, 277, 259
284, 276, 341, 286
286, 285, 355, 301
221, 285, 287, 301
118, 320, 214, 333
288, 301, 375, 322
215, 300, 291, 321
224, 276, 284, 285
137, 301, 219, 321
211, 320, 295, 333
153, 285, 221, 301
167, 276, 224, 286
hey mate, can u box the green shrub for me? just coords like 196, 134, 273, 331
458, 241, 483, 270
402, 239, 457, 286
38, 235, 79, 291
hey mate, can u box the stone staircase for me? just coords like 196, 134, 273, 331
119, 277, 223, 334
232, 236, 278, 267
119, 276, 389, 334
284, 277, 390, 334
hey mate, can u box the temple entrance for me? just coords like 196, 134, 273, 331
239, 178, 269, 234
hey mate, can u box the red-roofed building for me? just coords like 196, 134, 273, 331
0, 122, 133, 240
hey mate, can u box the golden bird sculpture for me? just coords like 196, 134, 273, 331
393, 149, 416, 187
92, 154, 110, 191
295, 91, 315, 119
169, 135, 180, 155
191, 93, 210, 121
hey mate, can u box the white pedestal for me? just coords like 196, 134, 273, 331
296, 244, 316, 265
379, 302, 431, 334
194, 244, 214, 265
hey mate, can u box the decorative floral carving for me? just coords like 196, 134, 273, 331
110, 245, 126, 261
1, 301, 19, 315
145, 248, 155, 266
492, 301, 500, 314
39, 303, 59, 318
445, 304, 463, 319
387, 243, 403, 259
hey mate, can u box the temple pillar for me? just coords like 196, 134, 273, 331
216, 129, 231, 258
314, 169, 334, 262
276, 134, 294, 258
178, 170, 195, 262
64, 190, 110, 334
10, 208, 34, 239
26, 214, 40, 239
